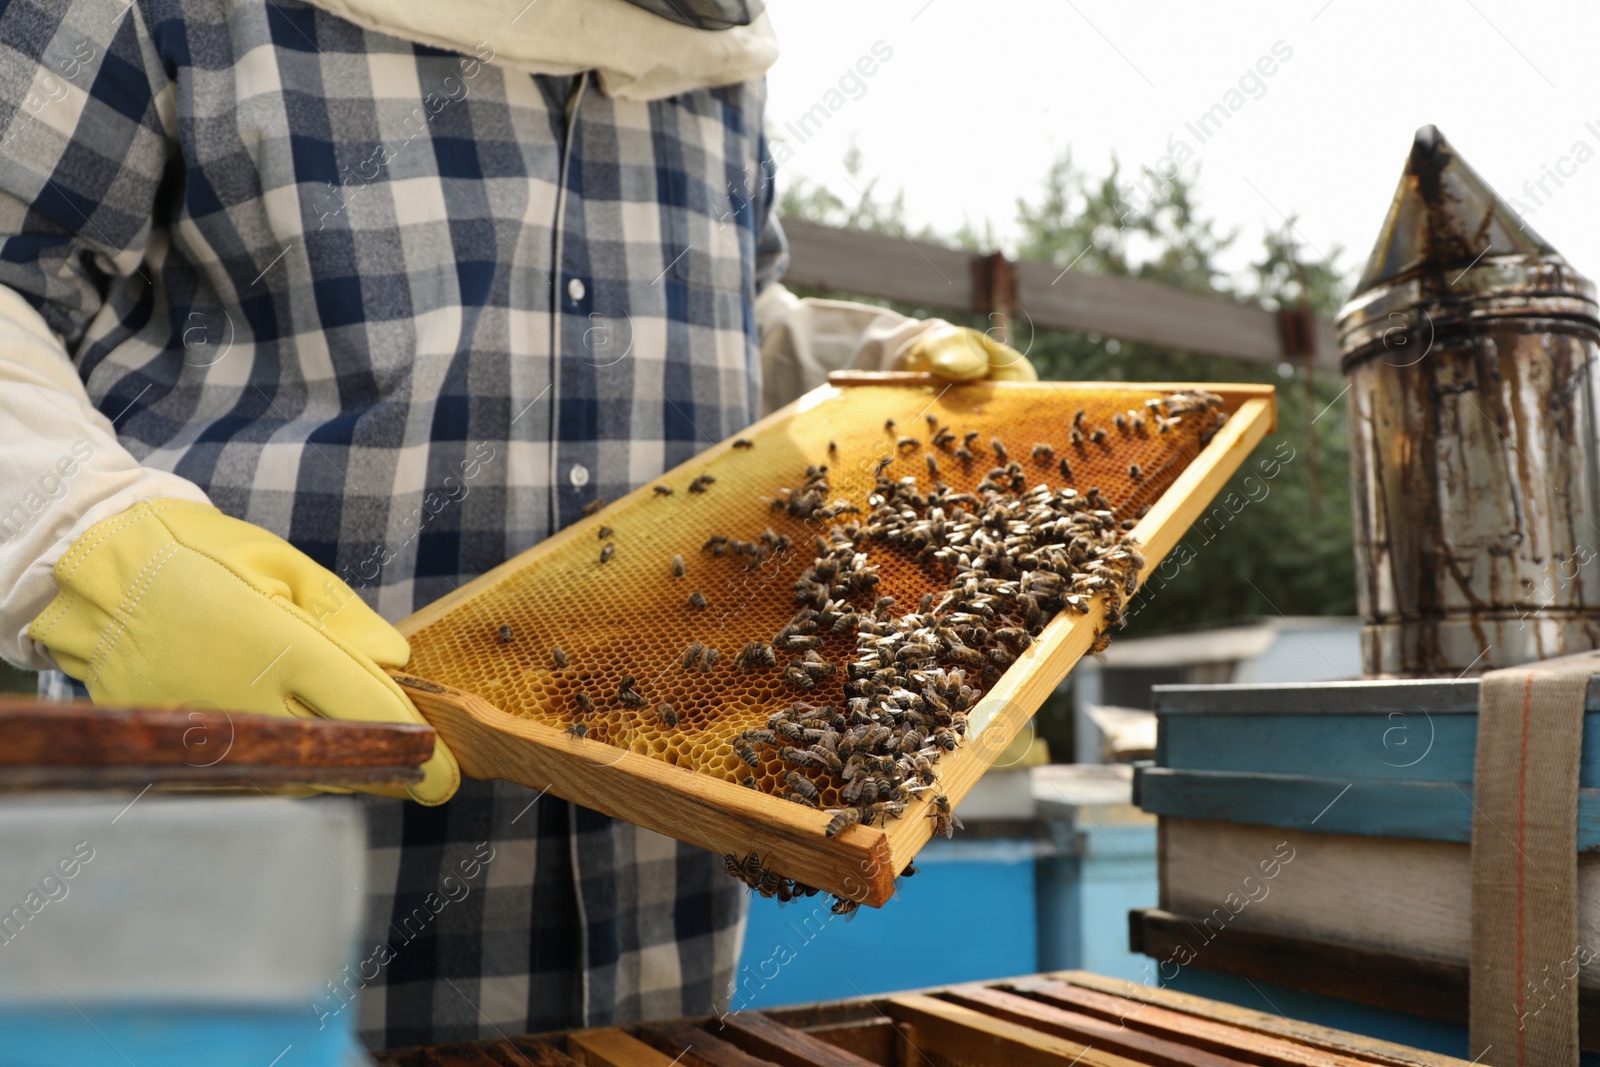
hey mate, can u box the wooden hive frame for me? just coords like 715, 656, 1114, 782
391, 375, 1276, 907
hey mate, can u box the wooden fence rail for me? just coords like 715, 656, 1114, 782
781, 218, 1340, 371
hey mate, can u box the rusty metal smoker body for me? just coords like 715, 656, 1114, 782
1339, 126, 1600, 677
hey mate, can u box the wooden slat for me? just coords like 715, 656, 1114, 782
0, 700, 436, 766
883, 994, 1147, 1067
0, 700, 434, 789
940, 985, 1252, 1067
568, 1029, 683, 1067
1050, 967, 1483, 1065
790, 1021, 896, 1066
485, 1038, 581, 1067
1005, 979, 1402, 1067
636, 1022, 782, 1067
783, 219, 1339, 370
713, 1012, 881, 1067
419, 1044, 513, 1066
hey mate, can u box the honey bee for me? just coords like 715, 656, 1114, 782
932, 428, 956, 448
1091, 630, 1114, 654
928, 794, 963, 839
785, 666, 816, 690
688, 474, 716, 493
597, 526, 613, 540
653, 484, 674, 496
681, 642, 705, 669
671, 554, 685, 578
954, 445, 972, 463
617, 676, 645, 706
733, 736, 761, 767
723, 853, 745, 881
896, 436, 920, 451
782, 746, 822, 769
825, 807, 861, 838
1090, 429, 1106, 444
732, 438, 754, 449
1073, 409, 1087, 428
786, 771, 820, 805
828, 441, 838, 454
566, 722, 589, 739
932, 727, 958, 752
582, 498, 606, 517
1132, 414, 1147, 432
872, 456, 893, 477
990, 438, 1007, 462
925, 414, 939, 430
687, 590, 708, 609
498, 624, 514, 643
1058, 457, 1073, 480
901, 862, 920, 878
811, 745, 844, 776
786, 634, 823, 650
1031, 443, 1054, 463
913, 755, 937, 786
925, 453, 939, 478
1069, 428, 1082, 447
1113, 412, 1127, 431
884, 419, 896, 431
573, 692, 593, 713
657, 703, 678, 727
552, 647, 568, 668
1129, 464, 1142, 480
699, 646, 720, 671
742, 776, 759, 789
600, 542, 614, 564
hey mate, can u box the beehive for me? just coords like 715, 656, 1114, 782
393, 375, 1277, 906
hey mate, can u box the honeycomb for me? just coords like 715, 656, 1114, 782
403, 383, 1221, 811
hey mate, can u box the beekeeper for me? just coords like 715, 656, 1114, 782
0, 0, 1034, 1049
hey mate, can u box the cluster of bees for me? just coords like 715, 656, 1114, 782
712, 392, 1222, 910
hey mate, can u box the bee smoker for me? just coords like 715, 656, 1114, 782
1337, 125, 1600, 677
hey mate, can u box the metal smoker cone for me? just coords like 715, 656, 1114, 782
1339, 125, 1600, 678
1352, 123, 1556, 297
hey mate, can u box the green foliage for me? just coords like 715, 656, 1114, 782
777, 150, 1360, 643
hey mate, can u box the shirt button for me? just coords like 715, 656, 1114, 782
567, 277, 586, 302
568, 463, 590, 488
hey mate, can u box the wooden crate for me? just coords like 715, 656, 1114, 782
392, 377, 1276, 906
372, 969, 1471, 1066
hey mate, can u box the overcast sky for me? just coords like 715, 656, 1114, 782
763, 0, 1600, 295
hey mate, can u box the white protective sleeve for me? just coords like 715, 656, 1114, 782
754, 281, 953, 416
0, 285, 211, 670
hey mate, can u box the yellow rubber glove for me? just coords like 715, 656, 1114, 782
27, 499, 459, 804
896, 323, 1039, 383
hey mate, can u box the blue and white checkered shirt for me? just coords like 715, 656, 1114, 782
1, 0, 790, 1048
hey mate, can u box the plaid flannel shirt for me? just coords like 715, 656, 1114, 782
2, 0, 789, 1048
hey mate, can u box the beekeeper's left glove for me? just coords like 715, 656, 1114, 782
896, 324, 1039, 382
26, 498, 459, 804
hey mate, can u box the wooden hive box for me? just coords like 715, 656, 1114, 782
373, 969, 1473, 1066
391, 375, 1276, 907
1133, 677, 1600, 1048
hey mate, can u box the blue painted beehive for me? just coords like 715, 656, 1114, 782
1131, 678, 1600, 1059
